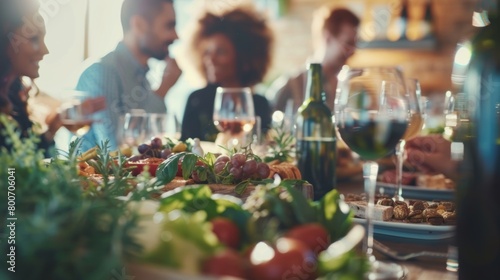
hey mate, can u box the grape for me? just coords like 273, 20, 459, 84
230, 167, 243, 180
231, 153, 246, 168
160, 148, 172, 159
214, 161, 227, 174
150, 137, 163, 149
242, 159, 257, 176
215, 155, 230, 165
138, 144, 150, 154
256, 162, 271, 179
128, 155, 143, 162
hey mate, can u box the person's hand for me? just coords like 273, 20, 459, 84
156, 57, 182, 98
80, 96, 106, 115
405, 134, 459, 179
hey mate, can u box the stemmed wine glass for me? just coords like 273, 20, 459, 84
213, 87, 256, 148
335, 66, 408, 279
59, 91, 95, 137
121, 109, 148, 148
393, 78, 424, 201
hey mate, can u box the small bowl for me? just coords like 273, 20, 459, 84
126, 158, 163, 176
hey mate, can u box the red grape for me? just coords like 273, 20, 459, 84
231, 153, 246, 168
128, 155, 143, 162
242, 159, 257, 176
214, 161, 227, 174
230, 167, 243, 180
215, 155, 230, 165
160, 148, 172, 159
138, 144, 150, 154
150, 137, 163, 149
256, 162, 270, 179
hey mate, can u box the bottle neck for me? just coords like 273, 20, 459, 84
305, 63, 326, 102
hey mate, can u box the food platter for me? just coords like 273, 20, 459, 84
376, 182, 454, 201
353, 218, 455, 241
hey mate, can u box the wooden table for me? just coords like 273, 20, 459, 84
336, 179, 458, 280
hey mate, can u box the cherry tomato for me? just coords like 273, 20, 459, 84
285, 223, 330, 255
211, 217, 241, 249
248, 238, 317, 280
203, 249, 248, 278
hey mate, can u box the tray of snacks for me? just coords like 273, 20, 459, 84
345, 194, 455, 240
377, 170, 455, 201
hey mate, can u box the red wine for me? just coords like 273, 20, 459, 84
214, 119, 255, 135
296, 137, 336, 200
338, 119, 407, 160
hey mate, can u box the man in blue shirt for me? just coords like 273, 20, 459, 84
77, 0, 180, 151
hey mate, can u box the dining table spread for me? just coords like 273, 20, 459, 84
336, 179, 458, 280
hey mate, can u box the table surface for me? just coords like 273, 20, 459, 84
336, 179, 458, 280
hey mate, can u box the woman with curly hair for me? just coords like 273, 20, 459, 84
180, 5, 274, 142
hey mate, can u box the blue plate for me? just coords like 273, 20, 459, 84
353, 218, 455, 241
376, 182, 454, 201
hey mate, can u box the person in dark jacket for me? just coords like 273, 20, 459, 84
180, 5, 274, 142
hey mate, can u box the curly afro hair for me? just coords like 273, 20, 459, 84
186, 6, 274, 87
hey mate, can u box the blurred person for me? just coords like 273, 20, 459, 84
180, 5, 273, 142
76, 0, 181, 151
0, 0, 104, 157
266, 6, 360, 112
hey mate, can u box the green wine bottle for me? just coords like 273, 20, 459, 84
295, 63, 336, 200
456, 2, 500, 278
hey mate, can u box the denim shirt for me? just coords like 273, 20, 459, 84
76, 42, 166, 151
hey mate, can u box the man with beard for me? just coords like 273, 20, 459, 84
76, 0, 180, 151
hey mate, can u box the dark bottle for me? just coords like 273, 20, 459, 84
295, 63, 336, 200
456, 3, 500, 279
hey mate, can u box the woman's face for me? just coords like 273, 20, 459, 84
201, 33, 240, 87
7, 12, 49, 79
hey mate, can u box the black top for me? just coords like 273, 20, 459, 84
180, 84, 272, 142
0, 79, 54, 157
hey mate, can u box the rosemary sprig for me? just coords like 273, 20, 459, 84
264, 125, 295, 163
0, 118, 156, 280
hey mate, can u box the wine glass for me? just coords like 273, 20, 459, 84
121, 109, 148, 148
213, 87, 255, 148
335, 66, 408, 279
59, 91, 95, 137
393, 78, 424, 201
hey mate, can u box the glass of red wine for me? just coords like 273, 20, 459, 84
213, 87, 255, 149
59, 91, 95, 137
335, 66, 409, 279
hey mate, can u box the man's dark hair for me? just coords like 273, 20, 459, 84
120, 0, 173, 32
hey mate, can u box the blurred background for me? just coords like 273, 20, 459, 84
33, 0, 478, 147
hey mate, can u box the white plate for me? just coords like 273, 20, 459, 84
353, 218, 455, 240
376, 182, 454, 201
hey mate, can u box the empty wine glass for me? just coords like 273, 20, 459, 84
393, 78, 424, 201
213, 87, 255, 148
146, 113, 167, 140
336, 66, 408, 279
121, 109, 148, 148
59, 91, 94, 137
